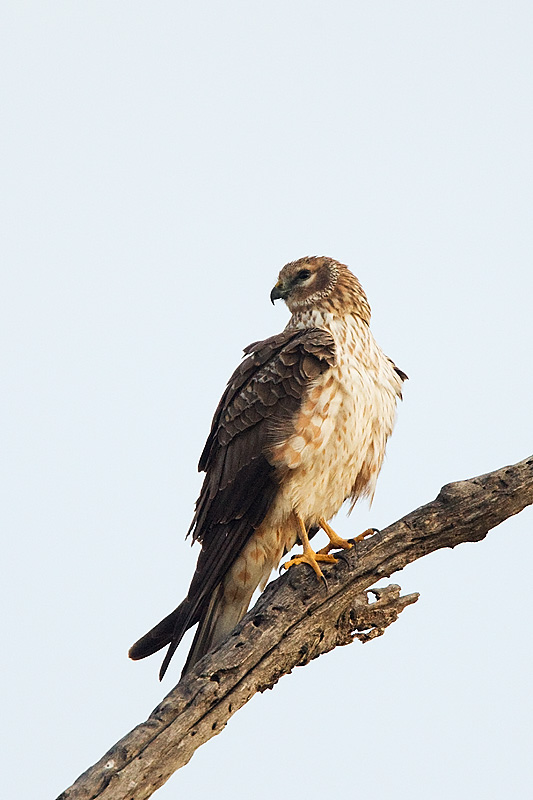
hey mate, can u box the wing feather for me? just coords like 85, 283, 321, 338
181, 330, 335, 633
134, 328, 336, 677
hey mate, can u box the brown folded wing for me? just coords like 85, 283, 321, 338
155, 328, 335, 676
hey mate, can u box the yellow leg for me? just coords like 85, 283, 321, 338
282, 513, 337, 581
317, 521, 378, 554
316, 518, 353, 555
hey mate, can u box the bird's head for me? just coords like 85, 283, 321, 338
270, 256, 371, 322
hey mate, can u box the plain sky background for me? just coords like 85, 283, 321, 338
2, 2, 533, 798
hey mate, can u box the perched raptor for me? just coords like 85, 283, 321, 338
129, 256, 407, 678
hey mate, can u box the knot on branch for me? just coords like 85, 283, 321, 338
337, 584, 419, 646
295, 583, 419, 667
350, 584, 419, 644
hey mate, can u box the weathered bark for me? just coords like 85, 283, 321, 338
57, 454, 533, 800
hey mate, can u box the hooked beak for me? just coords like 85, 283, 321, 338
270, 282, 287, 304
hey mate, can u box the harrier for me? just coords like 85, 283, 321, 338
129, 257, 406, 678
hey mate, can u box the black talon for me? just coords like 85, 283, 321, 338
336, 551, 352, 566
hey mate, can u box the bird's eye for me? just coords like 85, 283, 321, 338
296, 269, 311, 282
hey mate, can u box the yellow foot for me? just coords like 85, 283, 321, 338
282, 549, 337, 581
352, 527, 379, 542
317, 517, 354, 555
281, 512, 338, 583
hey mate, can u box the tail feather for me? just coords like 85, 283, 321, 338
129, 584, 252, 680
180, 585, 224, 676
180, 584, 250, 677
128, 598, 195, 662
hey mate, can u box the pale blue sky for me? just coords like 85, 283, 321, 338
1, 2, 532, 798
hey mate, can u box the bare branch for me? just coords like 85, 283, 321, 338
57, 454, 533, 800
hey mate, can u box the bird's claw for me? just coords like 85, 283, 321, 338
282, 550, 336, 584
334, 550, 352, 567
349, 527, 379, 544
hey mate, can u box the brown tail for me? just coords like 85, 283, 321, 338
179, 583, 251, 677
129, 584, 250, 680
178, 585, 225, 676
128, 598, 195, 670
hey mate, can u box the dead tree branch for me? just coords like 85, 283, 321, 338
57, 454, 533, 800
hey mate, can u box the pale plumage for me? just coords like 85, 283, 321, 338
129, 256, 406, 678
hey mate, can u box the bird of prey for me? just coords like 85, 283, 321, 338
129, 256, 407, 679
